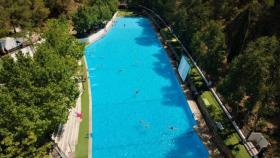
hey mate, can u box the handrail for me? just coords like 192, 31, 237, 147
52, 142, 67, 158
138, 5, 258, 157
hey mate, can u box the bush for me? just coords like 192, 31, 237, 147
72, 1, 117, 36
190, 67, 207, 92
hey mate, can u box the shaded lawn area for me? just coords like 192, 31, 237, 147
75, 58, 90, 158
225, 133, 252, 158
201, 91, 251, 158
160, 28, 182, 60
118, 9, 136, 17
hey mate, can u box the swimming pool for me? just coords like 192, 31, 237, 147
85, 17, 209, 158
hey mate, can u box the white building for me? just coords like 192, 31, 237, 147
0, 37, 35, 59
0, 37, 23, 54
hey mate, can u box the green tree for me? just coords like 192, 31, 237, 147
30, 0, 50, 27
218, 36, 279, 117
44, 0, 72, 17
0, 19, 84, 157
72, 0, 118, 36
175, 1, 212, 45
72, 6, 100, 35
0, 0, 32, 33
44, 18, 84, 59
190, 21, 226, 80
0, 0, 49, 37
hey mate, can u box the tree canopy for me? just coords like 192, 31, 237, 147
0, 0, 49, 36
0, 18, 84, 157
72, 0, 119, 36
0, 0, 90, 38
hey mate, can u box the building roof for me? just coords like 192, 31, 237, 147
248, 132, 270, 149
0, 37, 24, 52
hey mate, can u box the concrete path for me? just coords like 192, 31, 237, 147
184, 87, 222, 158
52, 61, 83, 157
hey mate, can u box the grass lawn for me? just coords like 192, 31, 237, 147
75, 58, 90, 158
200, 91, 251, 158
201, 91, 224, 119
118, 9, 136, 17
160, 28, 182, 60
225, 133, 251, 158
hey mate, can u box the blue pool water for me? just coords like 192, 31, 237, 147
85, 17, 209, 158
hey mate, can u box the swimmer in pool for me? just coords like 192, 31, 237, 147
169, 126, 177, 130
140, 120, 149, 128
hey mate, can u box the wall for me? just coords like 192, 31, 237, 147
79, 12, 119, 44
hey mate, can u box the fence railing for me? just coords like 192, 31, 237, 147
136, 4, 258, 157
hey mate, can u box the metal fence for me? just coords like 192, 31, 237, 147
135, 4, 257, 158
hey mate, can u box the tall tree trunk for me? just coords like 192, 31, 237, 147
11, 21, 17, 34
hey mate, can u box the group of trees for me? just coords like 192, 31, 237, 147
0, 0, 118, 156
0, 0, 88, 38
72, 0, 119, 36
0, 18, 84, 157
0, 0, 49, 36
0, 0, 119, 38
44, 0, 85, 17
131, 0, 280, 156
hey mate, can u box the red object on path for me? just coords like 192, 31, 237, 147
76, 112, 83, 119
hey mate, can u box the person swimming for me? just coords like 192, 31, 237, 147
140, 120, 149, 128
169, 126, 177, 130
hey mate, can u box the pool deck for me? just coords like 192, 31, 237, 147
52, 72, 83, 158
85, 57, 93, 158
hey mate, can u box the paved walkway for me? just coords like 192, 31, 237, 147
183, 87, 222, 158
52, 62, 83, 158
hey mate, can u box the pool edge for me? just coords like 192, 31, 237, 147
83, 56, 92, 158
